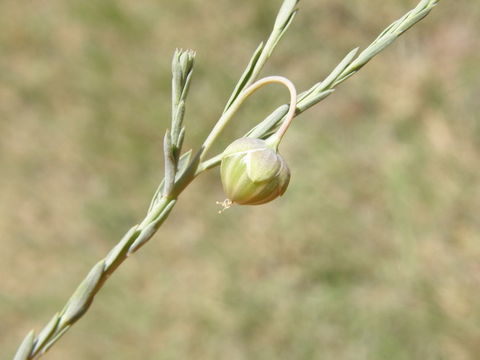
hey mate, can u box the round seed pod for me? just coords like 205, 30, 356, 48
220, 138, 290, 205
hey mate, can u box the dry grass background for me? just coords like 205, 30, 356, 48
1, 0, 479, 359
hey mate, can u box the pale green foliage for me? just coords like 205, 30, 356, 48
12, 0, 442, 358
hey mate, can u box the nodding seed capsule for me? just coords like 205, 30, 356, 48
220, 138, 290, 206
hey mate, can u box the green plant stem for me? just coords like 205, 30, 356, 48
264, 77, 297, 150
222, 0, 299, 112
201, 76, 297, 157
13, 0, 441, 358
197, 0, 441, 172
14, 198, 174, 360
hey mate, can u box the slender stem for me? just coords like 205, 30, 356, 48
264, 78, 297, 150
13, 0, 441, 358
197, 0, 441, 172
19, 197, 175, 360
222, 0, 299, 112
201, 76, 297, 158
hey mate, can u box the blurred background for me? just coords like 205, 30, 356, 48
1, 0, 479, 359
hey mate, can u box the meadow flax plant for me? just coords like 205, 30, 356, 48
13, 0, 441, 358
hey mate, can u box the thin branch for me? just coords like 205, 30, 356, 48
13, 1, 441, 358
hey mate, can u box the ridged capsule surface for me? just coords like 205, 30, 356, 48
220, 138, 290, 205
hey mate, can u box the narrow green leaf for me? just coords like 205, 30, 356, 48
395, 8, 431, 35
224, 42, 264, 112
384, 11, 411, 37
104, 225, 140, 271
31, 313, 61, 356
273, 0, 300, 31
171, 49, 195, 154
297, 89, 335, 112
38, 325, 71, 356
148, 148, 191, 213
163, 130, 175, 197
128, 200, 177, 255
171, 101, 185, 144
333, 70, 357, 87
147, 179, 165, 214
376, 17, 403, 40
269, 10, 298, 55
171, 149, 201, 195
180, 70, 194, 102
175, 127, 186, 157
60, 260, 105, 326
319, 48, 359, 90
175, 149, 193, 181
13, 330, 35, 360
414, 0, 432, 12
348, 33, 396, 71
171, 49, 183, 106
247, 105, 289, 139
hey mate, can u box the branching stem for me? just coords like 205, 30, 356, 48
202, 76, 297, 157
12, 0, 441, 358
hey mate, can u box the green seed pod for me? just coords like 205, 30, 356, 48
220, 138, 290, 205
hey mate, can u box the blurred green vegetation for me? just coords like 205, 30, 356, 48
1, 0, 479, 359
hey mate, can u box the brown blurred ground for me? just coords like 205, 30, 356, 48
1, 0, 479, 359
